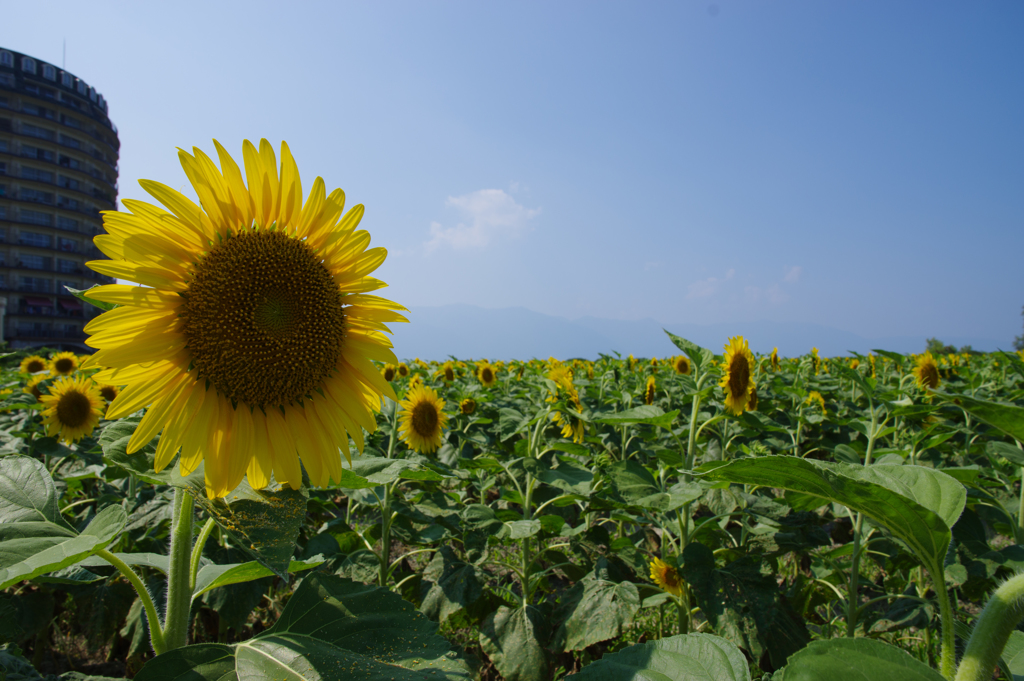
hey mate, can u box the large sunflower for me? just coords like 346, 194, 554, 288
643, 375, 656, 405
39, 376, 104, 444
720, 336, 756, 416
399, 384, 448, 454
20, 355, 47, 374
672, 356, 692, 375
82, 139, 407, 498
49, 351, 79, 377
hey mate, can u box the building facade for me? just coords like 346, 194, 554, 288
0, 47, 117, 350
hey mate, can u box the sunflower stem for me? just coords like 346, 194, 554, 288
96, 548, 166, 656
189, 517, 217, 593
379, 406, 400, 588
163, 487, 195, 651
846, 402, 877, 638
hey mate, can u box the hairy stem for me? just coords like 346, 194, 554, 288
96, 548, 166, 655
955, 572, 1024, 681
163, 488, 195, 651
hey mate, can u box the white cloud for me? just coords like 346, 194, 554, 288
425, 189, 540, 252
783, 266, 802, 283
687, 277, 720, 299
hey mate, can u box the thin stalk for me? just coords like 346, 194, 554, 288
846, 402, 878, 638
189, 517, 217, 593
676, 597, 688, 635
948, 567, 1024, 680
96, 548, 166, 655
378, 407, 399, 587
162, 488, 195, 651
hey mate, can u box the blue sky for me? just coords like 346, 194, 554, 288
4, 1, 1023, 354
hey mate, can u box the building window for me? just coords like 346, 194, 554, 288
20, 209, 53, 226
57, 196, 79, 210
21, 145, 55, 162
0, 140, 7, 152
21, 123, 55, 141
0, 73, 12, 88
58, 154, 81, 170
21, 277, 51, 292
57, 175, 79, 190
19, 254, 47, 270
0, 183, 5, 196
21, 57, 36, 74
0, 206, 6, 219
57, 237, 78, 252
20, 166, 55, 183
57, 216, 78, 230
19, 188, 54, 204
59, 133, 80, 149
42, 64, 56, 81
76, 81, 86, 95
0, 51, 12, 68
61, 115, 82, 130
88, 87, 97, 103
58, 258, 78, 273
20, 231, 53, 248
61, 72, 72, 87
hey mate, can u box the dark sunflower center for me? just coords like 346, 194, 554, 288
181, 229, 346, 409
411, 401, 439, 437
54, 358, 75, 374
662, 567, 680, 589
56, 390, 92, 428
99, 386, 118, 402
383, 367, 395, 382
26, 359, 45, 373
444, 367, 454, 381
923, 364, 940, 389
481, 368, 493, 383
728, 354, 750, 399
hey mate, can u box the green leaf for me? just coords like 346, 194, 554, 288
479, 605, 550, 681
136, 573, 471, 680
191, 557, 324, 601
347, 456, 444, 485
65, 284, 117, 311
554, 579, 640, 652
777, 637, 944, 680
0, 456, 71, 528
605, 461, 699, 511
534, 455, 593, 496
190, 478, 309, 580
935, 392, 1024, 442
664, 331, 715, 373
1000, 630, 1024, 680
987, 441, 1024, 467
505, 519, 541, 539
569, 632, 751, 681
593, 406, 679, 428
681, 544, 809, 669
699, 457, 965, 570
420, 547, 487, 625
0, 504, 126, 590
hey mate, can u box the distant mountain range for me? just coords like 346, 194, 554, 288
387, 304, 1007, 361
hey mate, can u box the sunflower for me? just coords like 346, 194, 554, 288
869, 354, 877, 377
477, 362, 498, 388
24, 374, 47, 401
98, 384, 120, 403
748, 384, 758, 411
547, 366, 574, 393
913, 353, 941, 390
407, 374, 423, 390
849, 358, 860, 370
49, 351, 79, 377
810, 347, 820, 374
399, 384, 448, 454
382, 363, 397, 382
39, 376, 104, 444
397, 362, 410, 378
720, 336, 756, 416
650, 358, 658, 367
81, 139, 407, 497
672, 356, 692, 375
770, 348, 780, 371
805, 390, 826, 414
643, 375, 656, 405
433, 361, 456, 383
649, 557, 683, 597
551, 404, 585, 444
460, 398, 476, 415
20, 355, 48, 374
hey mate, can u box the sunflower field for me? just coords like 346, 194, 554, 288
3, 141, 1024, 681
3, 338, 1024, 681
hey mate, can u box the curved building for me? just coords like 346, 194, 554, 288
0, 47, 117, 350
